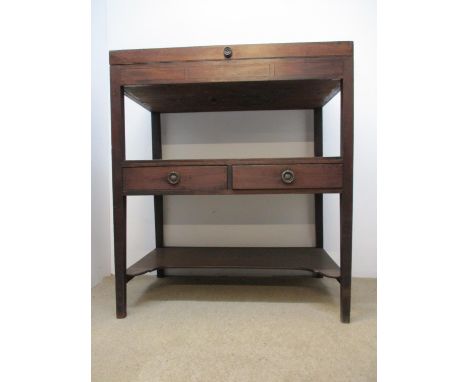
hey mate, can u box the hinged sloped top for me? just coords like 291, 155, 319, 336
111, 42, 352, 113
110, 41, 353, 65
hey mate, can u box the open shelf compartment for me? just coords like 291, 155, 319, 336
124, 79, 341, 113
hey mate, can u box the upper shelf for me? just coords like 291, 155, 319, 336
124, 79, 340, 113
110, 42, 352, 113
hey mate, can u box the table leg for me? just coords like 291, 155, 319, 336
340, 56, 354, 323
111, 67, 127, 318
151, 112, 165, 278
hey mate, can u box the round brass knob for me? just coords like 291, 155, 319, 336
167, 171, 180, 185
281, 169, 295, 184
223, 46, 232, 58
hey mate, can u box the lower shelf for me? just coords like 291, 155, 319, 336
126, 247, 340, 280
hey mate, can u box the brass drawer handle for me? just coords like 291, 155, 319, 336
167, 171, 180, 185
281, 169, 295, 184
223, 46, 232, 58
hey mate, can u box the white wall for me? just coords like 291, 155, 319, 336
93, 0, 376, 279
91, 0, 112, 286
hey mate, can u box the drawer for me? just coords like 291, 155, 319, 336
232, 164, 342, 190
123, 166, 227, 193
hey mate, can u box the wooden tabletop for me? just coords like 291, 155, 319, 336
110, 41, 353, 65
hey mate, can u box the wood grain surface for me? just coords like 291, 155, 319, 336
232, 163, 343, 190
110, 41, 353, 65
126, 247, 340, 279
123, 165, 227, 193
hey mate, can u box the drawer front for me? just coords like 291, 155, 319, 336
123, 166, 227, 193
232, 164, 342, 190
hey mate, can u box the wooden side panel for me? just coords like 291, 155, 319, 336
123, 166, 227, 193
232, 164, 343, 190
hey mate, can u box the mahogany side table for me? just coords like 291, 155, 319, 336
109, 41, 354, 322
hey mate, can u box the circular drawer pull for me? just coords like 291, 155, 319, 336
167, 171, 180, 185
223, 46, 232, 58
281, 169, 295, 184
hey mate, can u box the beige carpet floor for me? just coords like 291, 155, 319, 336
92, 275, 376, 382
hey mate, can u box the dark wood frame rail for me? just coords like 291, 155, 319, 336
109, 41, 353, 323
